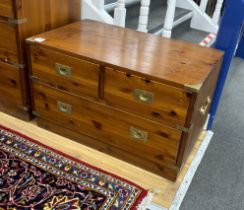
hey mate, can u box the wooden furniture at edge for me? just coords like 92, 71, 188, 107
26, 20, 224, 181
0, 0, 80, 120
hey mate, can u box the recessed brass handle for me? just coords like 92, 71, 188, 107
56, 63, 72, 77
130, 127, 148, 142
57, 101, 72, 114
133, 89, 154, 104
199, 96, 211, 116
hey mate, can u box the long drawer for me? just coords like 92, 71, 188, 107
29, 46, 100, 99
32, 80, 182, 165
0, 61, 23, 106
0, 0, 14, 18
0, 18, 18, 62
104, 68, 190, 128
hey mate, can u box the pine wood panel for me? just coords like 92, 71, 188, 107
177, 60, 222, 166
0, 61, 31, 121
0, 19, 18, 62
0, 101, 31, 120
104, 68, 190, 127
37, 117, 180, 181
0, 0, 14, 18
15, 0, 81, 63
0, 0, 81, 120
29, 46, 100, 99
0, 61, 23, 106
27, 20, 224, 89
32, 80, 182, 166
45, 0, 81, 29
0, 111, 207, 208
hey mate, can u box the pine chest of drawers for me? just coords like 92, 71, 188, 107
0, 0, 80, 120
27, 20, 224, 180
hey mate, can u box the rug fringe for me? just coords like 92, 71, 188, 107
136, 191, 155, 210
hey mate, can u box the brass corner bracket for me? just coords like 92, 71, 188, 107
184, 83, 202, 93
176, 125, 189, 133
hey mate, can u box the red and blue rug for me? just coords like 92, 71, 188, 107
0, 125, 149, 209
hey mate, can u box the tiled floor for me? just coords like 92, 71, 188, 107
181, 58, 244, 210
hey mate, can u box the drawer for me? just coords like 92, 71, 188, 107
0, 19, 18, 62
0, 0, 14, 18
32, 81, 182, 165
0, 61, 23, 106
30, 46, 100, 99
104, 68, 190, 127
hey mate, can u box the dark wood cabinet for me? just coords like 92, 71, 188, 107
0, 0, 80, 120
27, 20, 223, 180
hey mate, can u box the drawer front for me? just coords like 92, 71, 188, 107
30, 46, 100, 99
0, 0, 14, 18
0, 61, 23, 106
33, 81, 182, 165
104, 68, 190, 127
0, 19, 18, 62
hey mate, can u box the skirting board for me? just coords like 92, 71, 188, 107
146, 130, 214, 210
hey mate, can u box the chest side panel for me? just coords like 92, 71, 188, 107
176, 60, 222, 167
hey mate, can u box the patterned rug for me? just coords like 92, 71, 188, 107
0, 124, 150, 209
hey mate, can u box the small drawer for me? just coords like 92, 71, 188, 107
0, 0, 14, 18
30, 46, 100, 99
104, 68, 190, 127
0, 61, 23, 106
0, 19, 18, 62
32, 81, 182, 165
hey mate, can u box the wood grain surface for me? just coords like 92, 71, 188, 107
15, 0, 81, 63
0, 61, 23, 106
30, 46, 100, 99
0, 19, 18, 62
0, 0, 81, 120
177, 60, 222, 166
32, 80, 182, 166
0, 0, 13, 18
27, 20, 224, 89
104, 67, 190, 127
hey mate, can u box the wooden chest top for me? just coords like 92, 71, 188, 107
27, 20, 224, 89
